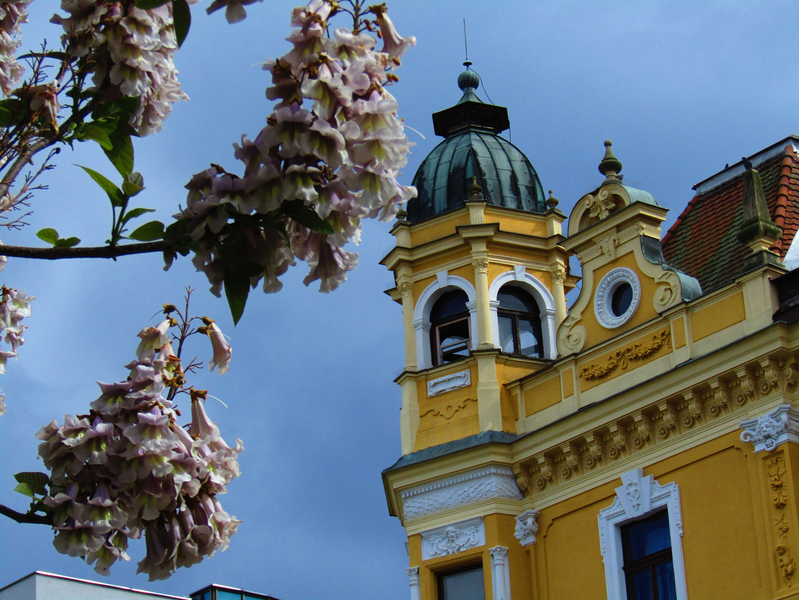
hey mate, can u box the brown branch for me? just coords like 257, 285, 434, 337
0, 503, 51, 525
0, 239, 174, 260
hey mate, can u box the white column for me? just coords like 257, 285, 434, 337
489, 546, 511, 600
406, 567, 420, 600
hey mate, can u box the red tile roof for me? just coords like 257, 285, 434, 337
662, 140, 799, 293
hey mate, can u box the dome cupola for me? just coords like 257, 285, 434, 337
407, 66, 547, 223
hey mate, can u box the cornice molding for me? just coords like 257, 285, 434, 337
401, 466, 522, 521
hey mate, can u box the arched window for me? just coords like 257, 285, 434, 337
497, 285, 542, 358
430, 290, 471, 366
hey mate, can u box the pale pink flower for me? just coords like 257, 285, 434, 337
206, 323, 231, 375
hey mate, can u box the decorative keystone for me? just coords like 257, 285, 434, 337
740, 404, 799, 453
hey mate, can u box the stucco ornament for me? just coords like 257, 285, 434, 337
514, 509, 539, 546
401, 466, 522, 521
421, 517, 485, 559
740, 404, 799, 453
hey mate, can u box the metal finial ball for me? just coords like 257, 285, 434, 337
458, 69, 480, 91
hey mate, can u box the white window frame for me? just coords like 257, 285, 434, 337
488, 267, 557, 360
414, 273, 478, 370
597, 468, 687, 600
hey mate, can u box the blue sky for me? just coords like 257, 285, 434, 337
0, 1, 798, 599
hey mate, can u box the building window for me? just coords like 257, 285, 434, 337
437, 564, 485, 600
594, 267, 641, 329
621, 511, 677, 600
430, 290, 471, 366
598, 468, 687, 600
497, 285, 541, 357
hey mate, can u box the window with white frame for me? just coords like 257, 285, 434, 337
598, 469, 687, 600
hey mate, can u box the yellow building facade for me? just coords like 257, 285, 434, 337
382, 69, 799, 599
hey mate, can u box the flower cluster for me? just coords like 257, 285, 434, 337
0, 0, 30, 95
36, 317, 242, 579
0, 284, 32, 385
174, 0, 416, 295
51, 1, 190, 136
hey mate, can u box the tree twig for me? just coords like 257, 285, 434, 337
0, 503, 50, 525
0, 239, 174, 260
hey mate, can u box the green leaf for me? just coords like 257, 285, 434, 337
122, 172, 145, 197
135, 0, 171, 8
73, 124, 113, 150
54, 237, 80, 249
281, 200, 335, 235
164, 218, 188, 241
13, 472, 48, 496
103, 129, 134, 178
128, 220, 164, 241
121, 207, 155, 225
36, 228, 59, 245
0, 99, 22, 127
13, 482, 35, 498
224, 270, 250, 325
78, 166, 125, 207
173, 0, 191, 47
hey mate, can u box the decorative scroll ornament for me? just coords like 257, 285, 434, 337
598, 233, 618, 260
585, 187, 617, 221
740, 405, 799, 453
736, 374, 756, 405
653, 271, 680, 311
421, 517, 485, 559
580, 329, 671, 381
427, 369, 471, 397
659, 406, 678, 439
514, 509, 539, 547
558, 315, 587, 355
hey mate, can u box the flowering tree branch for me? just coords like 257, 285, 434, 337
0, 240, 173, 260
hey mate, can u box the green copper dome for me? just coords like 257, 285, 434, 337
407, 70, 547, 223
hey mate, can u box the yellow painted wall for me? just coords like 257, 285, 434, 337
414, 364, 479, 451
484, 209, 548, 237
530, 431, 766, 599
415, 248, 472, 273
524, 373, 562, 417
410, 213, 470, 247
580, 252, 663, 349
691, 291, 746, 341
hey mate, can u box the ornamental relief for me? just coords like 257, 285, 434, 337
513, 351, 795, 499
579, 329, 671, 382
419, 397, 476, 424
766, 453, 797, 587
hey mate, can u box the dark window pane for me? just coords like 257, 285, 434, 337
498, 286, 539, 314
499, 316, 515, 353
438, 318, 470, 363
656, 561, 677, 600
218, 592, 242, 600
518, 319, 540, 357
431, 290, 469, 321
611, 282, 633, 316
628, 569, 654, 600
622, 512, 671, 562
439, 566, 485, 600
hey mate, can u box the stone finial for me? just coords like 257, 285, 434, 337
469, 175, 483, 200
546, 190, 559, 210
737, 163, 781, 254
598, 140, 623, 182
